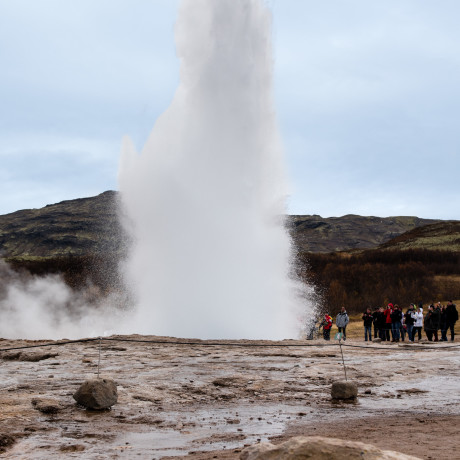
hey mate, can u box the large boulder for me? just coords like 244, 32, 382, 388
331, 381, 358, 400
240, 436, 421, 460
73, 378, 117, 410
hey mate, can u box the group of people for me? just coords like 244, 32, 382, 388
319, 307, 349, 341
362, 301, 458, 342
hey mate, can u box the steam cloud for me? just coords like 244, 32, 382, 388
0, 261, 122, 339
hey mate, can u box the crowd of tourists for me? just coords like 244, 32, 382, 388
362, 301, 458, 342
315, 301, 458, 342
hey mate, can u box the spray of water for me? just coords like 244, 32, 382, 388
118, 0, 314, 339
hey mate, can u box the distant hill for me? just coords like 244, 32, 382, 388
0, 191, 123, 260
289, 214, 441, 253
0, 191, 454, 260
379, 221, 460, 252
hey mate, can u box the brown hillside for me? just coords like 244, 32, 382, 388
379, 221, 460, 252
0, 191, 124, 260
289, 214, 440, 253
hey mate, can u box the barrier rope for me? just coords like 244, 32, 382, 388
0, 336, 459, 353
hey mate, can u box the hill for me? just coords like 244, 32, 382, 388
379, 220, 460, 252
289, 214, 440, 253
0, 191, 445, 260
0, 191, 124, 260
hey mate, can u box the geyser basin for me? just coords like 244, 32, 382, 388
118, 0, 313, 339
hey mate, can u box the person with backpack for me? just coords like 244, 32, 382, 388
446, 300, 458, 341
362, 308, 373, 342
336, 307, 349, 340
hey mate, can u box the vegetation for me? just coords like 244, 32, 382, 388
299, 249, 460, 315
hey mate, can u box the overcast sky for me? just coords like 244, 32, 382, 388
1, 0, 459, 219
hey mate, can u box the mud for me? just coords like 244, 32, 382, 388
0, 336, 459, 459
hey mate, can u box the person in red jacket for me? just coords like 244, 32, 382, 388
383, 303, 393, 341
320, 314, 333, 341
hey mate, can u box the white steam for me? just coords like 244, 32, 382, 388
117, 0, 314, 339
0, 261, 120, 340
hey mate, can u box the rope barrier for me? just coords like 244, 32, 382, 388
0, 336, 459, 353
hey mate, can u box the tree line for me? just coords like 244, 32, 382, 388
297, 248, 460, 315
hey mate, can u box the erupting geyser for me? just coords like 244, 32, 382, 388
118, 0, 313, 339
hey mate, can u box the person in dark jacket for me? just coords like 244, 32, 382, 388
446, 300, 458, 341
362, 308, 373, 341
405, 304, 416, 342
372, 306, 381, 339
377, 307, 386, 340
424, 305, 440, 341
390, 305, 402, 342
440, 305, 448, 341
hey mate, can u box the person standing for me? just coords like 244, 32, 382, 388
336, 307, 350, 340
391, 305, 402, 342
440, 304, 448, 341
362, 308, 373, 342
321, 314, 333, 341
424, 305, 439, 341
446, 300, 458, 341
377, 307, 386, 340
432, 303, 441, 342
372, 306, 381, 339
413, 306, 424, 341
384, 303, 393, 342
405, 304, 416, 342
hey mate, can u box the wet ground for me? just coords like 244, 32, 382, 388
0, 335, 459, 459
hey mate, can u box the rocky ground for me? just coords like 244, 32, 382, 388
0, 335, 459, 459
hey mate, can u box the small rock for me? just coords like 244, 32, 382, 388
331, 381, 358, 400
372, 338, 382, 343
73, 378, 117, 410
2, 352, 58, 362
0, 434, 16, 453
59, 445, 85, 452
32, 397, 62, 414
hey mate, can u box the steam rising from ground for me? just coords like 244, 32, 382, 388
118, 0, 314, 339
0, 261, 122, 339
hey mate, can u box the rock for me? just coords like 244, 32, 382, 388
2, 352, 58, 362
372, 338, 382, 343
31, 397, 62, 414
240, 436, 422, 460
73, 378, 117, 410
0, 434, 16, 453
331, 381, 358, 400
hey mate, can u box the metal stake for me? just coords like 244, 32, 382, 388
339, 338, 347, 381
97, 337, 102, 379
